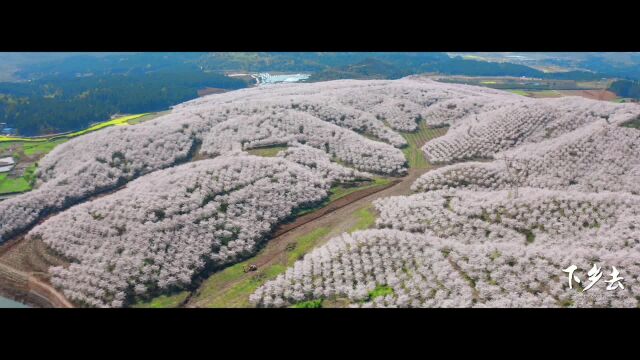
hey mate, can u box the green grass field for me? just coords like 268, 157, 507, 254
1, 139, 63, 195
0, 164, 37, 194
286, 227, 331, 264
623, 117, 640, 129
0, 138, 65, 195
246, 145, 288, 157
401, 122, 448, 169
293, 177, 391, 217
22, 139, 68, 156
507, 89, 529, 96
132, 291, 190, 308
368, 285, 394, 300
0, 173, 31, 194
349, 206, 376, 233
291, 299, 323, 308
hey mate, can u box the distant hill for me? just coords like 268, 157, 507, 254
0, 65, 248, 136
0, 53, 121, 82
422, 56, 603, 80
0, 52, 620, 136
449, 52, 640, 80
195, 52, 450, 73
307, 55, 604, 82
573, 53, 640, 80
308, 58, 410, 81
425, 56, 543, 77
14, 53, 205, 81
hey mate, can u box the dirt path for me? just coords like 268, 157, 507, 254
557, 89, 619, 101
0, 182, 131, 308
0, 262, 72, 308
186, 168, 431, 308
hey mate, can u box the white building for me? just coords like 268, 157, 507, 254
0, 156, 15, 173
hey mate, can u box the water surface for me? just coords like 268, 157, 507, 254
0, 295, 28, 308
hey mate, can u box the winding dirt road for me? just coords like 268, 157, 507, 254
0, 262, 72, 308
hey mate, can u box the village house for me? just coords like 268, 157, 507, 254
0, 156, 16, 173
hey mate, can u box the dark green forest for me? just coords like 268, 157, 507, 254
0, 64, 247, 136
308, 58, 412, 81
429, 57, 603, 80
308, 55, 605, 82
609, 80, 640, 99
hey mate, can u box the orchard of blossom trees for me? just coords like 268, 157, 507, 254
0, 117, 199, 242
253, 160, 640, 308
0, 77, 519, 242
250, 229, 639, 308
422, 97, 640, 164
28, 155, 337, 307
200, 110, 407, 175
248, 79, 640, 309
1, 76, 639, 308
374, 188, 639, 248
276, 143, 372, 183
413, 122, 640, 195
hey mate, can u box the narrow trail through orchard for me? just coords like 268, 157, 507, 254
0, 261, 73, 308
185, 168, 434, 308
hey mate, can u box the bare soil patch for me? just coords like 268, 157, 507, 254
197, 87, 228, 97
0, 253, 72, 308
557, 90, 618, 101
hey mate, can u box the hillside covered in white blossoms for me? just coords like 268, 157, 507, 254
1, 76, 639, 308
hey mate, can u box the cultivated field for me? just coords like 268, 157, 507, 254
556, 90, 619, 101
401, 122, 448, 169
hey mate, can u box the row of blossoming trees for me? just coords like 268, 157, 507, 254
1, 76, 639, 307
248, 80, 640, 308
3, 78, 517, 243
